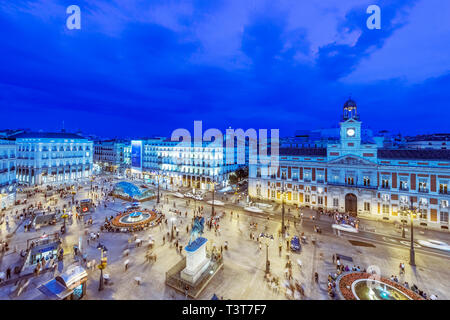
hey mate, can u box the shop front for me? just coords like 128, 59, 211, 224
38, 265, 88, 300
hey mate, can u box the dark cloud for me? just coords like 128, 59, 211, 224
0, 0, 447, 139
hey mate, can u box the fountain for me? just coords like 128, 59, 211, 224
352, 279, 412, 300
110, 209, 159, 230
336, 272, 423, 300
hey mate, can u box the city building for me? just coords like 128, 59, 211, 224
93, 139, 130, 174
12, 132, 94, 186
248, 99, 450, 231
404, 133, 450, 150
128, 136, 246, 191
0, 139, 16, 209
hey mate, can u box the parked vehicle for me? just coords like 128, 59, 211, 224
290, 236, 301, 252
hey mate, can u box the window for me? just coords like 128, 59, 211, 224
333, 198, 339, 207
381, 178, 389, 189
305, 194, 310, 203
281, 171, 287, 180
363, 176, 370, 186
440, 212, 449, 223
419, 208, 427, 220
346, 177, 355, 185
304, 170, 311, 182
400, 180, 408, 191
382, 194, 390, 202
318, 196, 323, 205
382, 204, 389, 214
418, 181, 428, 193
400, 196, 408, 205
439, 183, 448, 194
441, 200, 448, 208
364, 202, 370, 211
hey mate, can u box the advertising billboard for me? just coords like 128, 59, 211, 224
131, 140, 142, 171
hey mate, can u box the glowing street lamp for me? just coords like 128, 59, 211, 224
260, 233, 274, 274
170, 217, 176, 241
97, 243, 108, 291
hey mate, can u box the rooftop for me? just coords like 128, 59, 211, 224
11, 132, 89, 140
378, 149, 450, 161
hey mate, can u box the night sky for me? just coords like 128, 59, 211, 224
1, 0, 449, 139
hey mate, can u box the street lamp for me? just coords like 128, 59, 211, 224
170, 216, 176, 241
211, 172, 217, 218
260, 233, 274, 274
281, 182, 286, 238
97, 243, 108, 291
409, 199, 421, 266
401, 199, 417, 266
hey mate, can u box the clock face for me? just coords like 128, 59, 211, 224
347, 128, 355, 137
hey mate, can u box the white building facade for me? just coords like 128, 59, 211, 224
94, 139, 129, 174
14, 132, 94, 186
0, 139, 16, 209
128, 137, 244, 190
248, 100, 450, 231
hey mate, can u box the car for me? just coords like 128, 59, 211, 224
332, 223, 358, 233
417, 239, 450, 252
193, 195, 203, 201
184, 193, 193, 198
173, 192, 184, 198
290, 236, 301, 252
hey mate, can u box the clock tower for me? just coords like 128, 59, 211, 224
340, 98, 362, 149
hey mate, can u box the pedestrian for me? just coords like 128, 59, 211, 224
6, 267, 11, 280
332, 254, 335, 264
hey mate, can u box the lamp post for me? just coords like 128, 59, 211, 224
260, 233, 274, 274
211, 171, 216, 218
281, 182, 286, 238
409, 199, 416, 266
170, 217, 176, 241
97, 243, 108, 291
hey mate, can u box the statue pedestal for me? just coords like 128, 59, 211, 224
181, 237, 210, 284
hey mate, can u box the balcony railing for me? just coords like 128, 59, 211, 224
327, 181, 378, 190
418, 188, 429, 193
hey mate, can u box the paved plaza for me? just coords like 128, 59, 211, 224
0, 175, 448, 300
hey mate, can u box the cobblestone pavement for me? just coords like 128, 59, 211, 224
0, 176, 448, 300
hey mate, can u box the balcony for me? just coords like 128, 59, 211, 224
399, 186, 409, 191
327, 181, 378, 190
439, 190, 448, 195
418, 188, 429, 193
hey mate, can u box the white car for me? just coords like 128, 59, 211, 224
173, 192, 184, 198
417, 239, 450, 252
244, 206, 264, 213
193, 195, 203, 201
184, 193, 193, 198
332, 223, 358, 233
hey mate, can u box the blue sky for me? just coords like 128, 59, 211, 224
1, 0, 449, 138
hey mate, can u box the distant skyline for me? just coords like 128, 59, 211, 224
1, 0, 449, 138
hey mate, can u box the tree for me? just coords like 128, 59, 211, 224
235, 167, 248, 181
228, 173, 239, 185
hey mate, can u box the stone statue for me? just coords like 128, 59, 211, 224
188, 216, 205, 245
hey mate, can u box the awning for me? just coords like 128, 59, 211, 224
37, 279, 72, 300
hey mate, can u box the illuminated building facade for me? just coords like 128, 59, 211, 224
249, 100, 450, 231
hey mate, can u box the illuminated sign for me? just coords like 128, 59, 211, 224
131, 140, 143, 171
